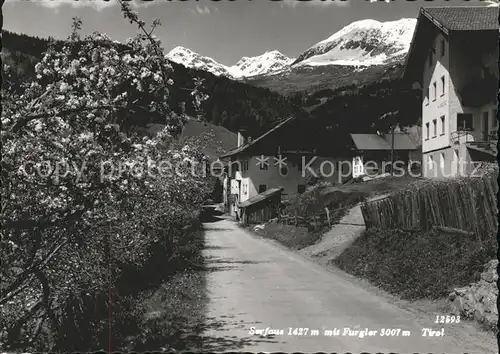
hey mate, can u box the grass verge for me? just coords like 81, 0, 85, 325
111, 227, 208, 352
333, 227, 497, 301
258, 176, 417, 250
253, 222, 320, 250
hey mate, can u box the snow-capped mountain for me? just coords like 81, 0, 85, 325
166, 46, 231, 77
231, 50, 294, 78
166, 17, 417, 85
165, 47, 294, 79
292, 18, 417, 67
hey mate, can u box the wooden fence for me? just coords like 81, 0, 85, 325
360, 173, 498, 242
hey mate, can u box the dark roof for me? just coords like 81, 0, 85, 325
181, 119, 237, 161
238, 187, 283, 209
466, 143, 497, 159
144, 120, 237, 163
403, 6, 499, 81
383, 133, 419, 150
350, 133, 418, 151
220, 115, 296, 159
351, 134, 391, 150
422, 7, 499, 32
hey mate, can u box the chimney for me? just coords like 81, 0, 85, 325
237, 129, 247, 148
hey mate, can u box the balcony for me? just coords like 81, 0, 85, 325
451, 129, 497, 143
451, 130, 497, 158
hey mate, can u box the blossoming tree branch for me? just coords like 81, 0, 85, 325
1, 2, 212, 350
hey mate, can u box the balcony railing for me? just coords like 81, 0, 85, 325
450, 130, 473, 145
450, 130, 498, 145
488, 130, 498, 144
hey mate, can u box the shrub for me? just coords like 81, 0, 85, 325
334, 227, 497, 300
285, 181, 368, 217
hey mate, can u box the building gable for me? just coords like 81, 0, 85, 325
403, 6, 499, 84
221, 114, 356, 160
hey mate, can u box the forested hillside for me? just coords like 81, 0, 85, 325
2, 30, 303, 138
245, 60, 405, 96
2, 30, 421, 139
307, 78, 421, 133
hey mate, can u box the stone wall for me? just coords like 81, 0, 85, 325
448, 260, 498, 329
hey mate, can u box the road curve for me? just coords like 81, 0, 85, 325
200, 218, 496, 353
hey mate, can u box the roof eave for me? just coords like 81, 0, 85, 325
238, 187, 284, 209
403, 7, 453, 82
219, 115, 297, 160
420, 8, 450, 36
402, 9, 425, 81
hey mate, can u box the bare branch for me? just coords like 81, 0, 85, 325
117, 0, 172, 116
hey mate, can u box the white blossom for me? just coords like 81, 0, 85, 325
59, 82, 69, 93
34, 122, 43, 132
77, 132, 93, 141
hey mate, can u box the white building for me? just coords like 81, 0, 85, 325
404, 6, 498, 178
220, 115, 352, 209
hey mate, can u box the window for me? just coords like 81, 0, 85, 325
297, 184, 306, 194
425, 87, 429, 105
440, 39, 445, 57
440, 153, 445, 169
258, 184, 267, 193
441, 76, 445, 96
425, 123, 430, 140
433, 119, 437, 137
440, 115, 445, 135
433, 82, 437, 101
241, 159, 249, 171
457, 113, 473, 131
428, 155, 434, 170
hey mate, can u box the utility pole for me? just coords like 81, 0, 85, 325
380, 110, 398, 176
390, 124, 395, 176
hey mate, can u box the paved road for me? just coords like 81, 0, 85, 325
200, 218, 496, 353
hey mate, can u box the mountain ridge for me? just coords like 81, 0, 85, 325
165, 46, 294, 79
3, 26, 421, 142
2, 30, 304, 138
166, 17, 417, 83
292, 18, 416, 67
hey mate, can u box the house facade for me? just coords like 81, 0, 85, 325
350, 131, 420, 178
221, 115, 354, 212
230, 154, 348, 203
404, 7, 498, 178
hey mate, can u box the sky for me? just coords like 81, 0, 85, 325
3, 0, 493, 65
